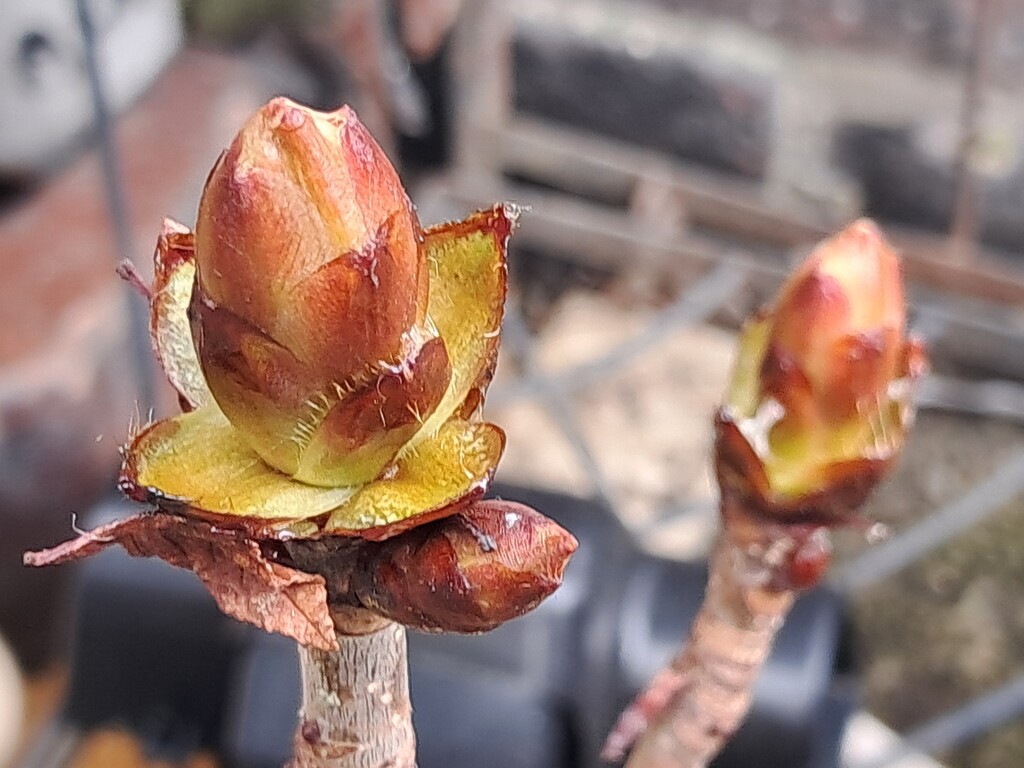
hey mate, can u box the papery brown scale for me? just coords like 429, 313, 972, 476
292, 335, 451, 487
457, 386, 487, 422
335, 113, 429, 318
456, 348, 498, 421
190, 292, 316, 474
25, 514, 338, 651
770, 270, 852, 391
714, 414, 773, 512
154, 219, 194, 277
279, 216, 423, 381
318, 338, 450, 450
196, 144, 306, 329
191, 294, 312, 407
147, 220, 211, 411
824, 329, 899, 418
757, 342, 818, 440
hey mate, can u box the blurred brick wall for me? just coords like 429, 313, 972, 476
515, 0, 1024, 250
0, 49, 282, 669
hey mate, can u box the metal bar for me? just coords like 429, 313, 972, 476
903, 674, 1024, 757
918, 374, 1024, 425
488, 116, 1024, 304
541, 389, 619, 512
950, 0, 998, 261
499, 300, 538, 371
909, 306, 950, 344
490, 262, 747, 407
76, 0, 154, 411
451, 0, 513, 177
833, 448, 1024, 592
550, 263, 746, 394
498, 303, 618, 509
841, 710, 946, 768
495, 116, 830, 248
462, 171, 1024, 348
854, 674, 1024, 768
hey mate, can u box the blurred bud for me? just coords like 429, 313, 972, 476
769, 219, 905, 420
191, 97, 450, 486
349, 500, 577, 633
719, 219, 927, 521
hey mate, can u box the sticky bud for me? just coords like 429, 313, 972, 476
192, 97, 448, 487
719, 220, 927, 521
285, 500, 577, 633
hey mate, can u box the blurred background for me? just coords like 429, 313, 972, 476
2, 0, 1024, 767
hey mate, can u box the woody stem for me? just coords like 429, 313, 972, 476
604, 495, 823, 768
288, 610, 416, 768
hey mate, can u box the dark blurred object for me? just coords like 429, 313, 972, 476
283, 0, 451, 168
649, 0, 1024, 88
183, 0, 314, 42
65, 537, 245, 759
512, 23, 771, 179
25, 486, 853, 768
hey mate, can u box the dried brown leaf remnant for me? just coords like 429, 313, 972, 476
25, 498, 579, 643
24, 514, 337, 651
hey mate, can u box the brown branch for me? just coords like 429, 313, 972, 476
604, 496, 823, 767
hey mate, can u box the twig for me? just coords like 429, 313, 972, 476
603, 495, 812, 766
603, 219, 923, 767
289, 610, 415, 768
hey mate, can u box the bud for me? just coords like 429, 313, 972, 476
718, 220, 927, 520
29, 96, 575, 651
768, 219, 905, 421
348, 501, 578, 633
192, 97, 448, 486
119, 96, 517, 537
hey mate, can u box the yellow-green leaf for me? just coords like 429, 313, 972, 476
121, 405, 355, 523
325, 417, 505, 536
413, 204, 517, 442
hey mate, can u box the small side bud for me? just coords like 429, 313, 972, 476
352, 500, 577, 633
